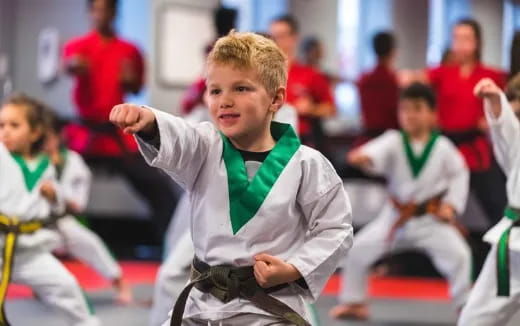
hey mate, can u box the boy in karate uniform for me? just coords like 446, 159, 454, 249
330, 83, 471, 320
110, 31, 353, 326
458, 77, 520, 325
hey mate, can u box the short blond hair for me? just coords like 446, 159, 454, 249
206, 31, 287, 96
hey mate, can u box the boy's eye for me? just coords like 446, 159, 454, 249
236, 86, 249, 92
210, 89, 221, 95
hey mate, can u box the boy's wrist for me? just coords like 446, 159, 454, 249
137, 120, 159, 140
283, 263, 302, 283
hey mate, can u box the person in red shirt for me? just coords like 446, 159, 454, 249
339, 31, 400, 182
426, 18, 506, 226
269, 15, 335, 151
63, 0, 177, 244
357, 31, 400, 140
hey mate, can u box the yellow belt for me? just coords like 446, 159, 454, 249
0, 215, 46, 326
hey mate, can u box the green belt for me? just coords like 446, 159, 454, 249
169, 257, 310, 326
497, 206, 520, 296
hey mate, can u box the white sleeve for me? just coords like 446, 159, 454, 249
135, 107, 215, 191
440, 140, 470, 215
484, 93, 520, 175
358, 130, 397, 176
288, 158, 354, 302
61, 151, 92, 211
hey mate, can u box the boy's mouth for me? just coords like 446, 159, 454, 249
218, 113, 241, 124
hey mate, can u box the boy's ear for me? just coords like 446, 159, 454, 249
269, 87, 286, 112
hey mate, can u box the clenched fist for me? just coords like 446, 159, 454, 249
253, 253, 302, 288
110, 104, 157, 136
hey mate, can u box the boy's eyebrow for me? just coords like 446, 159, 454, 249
207, 79, 255, 87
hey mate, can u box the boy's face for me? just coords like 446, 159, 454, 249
0, 104, 41, 154
206, 64, 280, 142
398, 98, 436, 135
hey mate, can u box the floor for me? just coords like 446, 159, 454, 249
5, 261, 520, 326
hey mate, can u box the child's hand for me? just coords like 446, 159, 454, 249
436, 203, 455, 224
347, 149, 372, 168
40, 181, 57, 203
110, 104, 156, 135
253, 254, 302, 288
65, 201, 81, 215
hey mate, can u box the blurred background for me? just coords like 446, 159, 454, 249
1, 0, 520, 325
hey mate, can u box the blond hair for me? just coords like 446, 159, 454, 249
206, 31, 287, 96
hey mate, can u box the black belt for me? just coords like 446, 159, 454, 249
0, 215, 56, 326
77, 118, 131, 156
169, 257, 310, 326
442, 129, 485, 146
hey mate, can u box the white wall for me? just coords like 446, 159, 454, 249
0, 0, 14, 99
11, 0, 88, 117
472, 0, 505, 68
289, 0, 339, 72
392, 0, 429, 69
149, 0, 219, 114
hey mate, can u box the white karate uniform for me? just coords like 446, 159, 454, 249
0, 144, 99, 326
459, 94, 520, 326
54, 149, 122, 281
150, 104, 300, 326
339, 129, 471, 308
136, 107, 353, 325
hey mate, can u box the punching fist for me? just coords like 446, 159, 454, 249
110, 104, 157, 136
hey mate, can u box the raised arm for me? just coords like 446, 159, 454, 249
110, 104, 212, 190
475, 78, 520, 174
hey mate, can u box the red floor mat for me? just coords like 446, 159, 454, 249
7, 261, 450, 301
7, 261, 158, 299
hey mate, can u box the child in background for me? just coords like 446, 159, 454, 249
0, 94, 99, 325
45, 111, 132, 304
330, 83, 471, 320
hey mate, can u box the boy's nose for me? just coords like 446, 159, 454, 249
219, 96, 234, 108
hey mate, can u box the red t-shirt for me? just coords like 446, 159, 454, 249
286, 62, 334, 136
428, 63, 506, 171
63, 31, 144, 156
357, 64, 400, 131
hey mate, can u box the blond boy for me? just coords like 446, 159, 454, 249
110, 32, 353, 326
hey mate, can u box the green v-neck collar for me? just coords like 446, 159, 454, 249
400, 130, 439, 178
11, 153, 50, 191
221, 122, 301, 234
